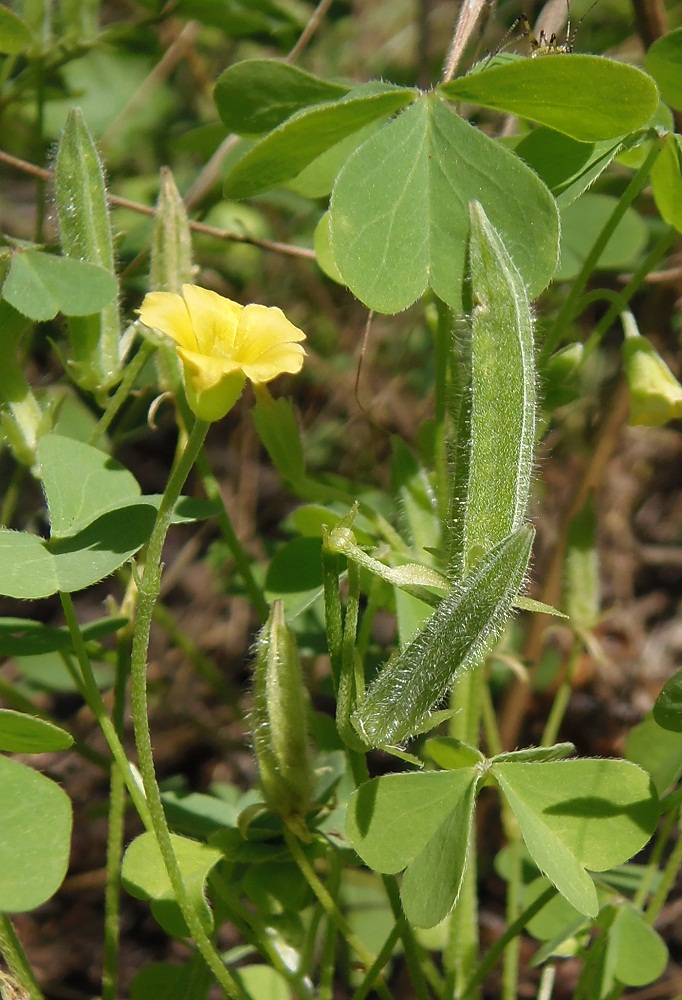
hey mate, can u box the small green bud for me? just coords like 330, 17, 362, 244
546, 342, 583, 383
622, 326, 682, 427
251, 600, 314, 830
149, 167, 194, 397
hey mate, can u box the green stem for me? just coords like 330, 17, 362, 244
209, 873, 316, 1000
581, 226, 677, 363
540, 636, 582, 747
102, 763, 125, 1000
351, 921, 403, 1000
319, 859, 340, 1000
480, 674, 503, 757
444, 833, 479, 999
102, 633, 131, 1000
0, 913, 44, 1000
644, 805, 682, 925
195, 448, 269, 623
446, 664, 484, 997
461, 885, 557, 999
543, 141, 663, 358
283, 828, 393, 1000
380, 875, 436, 1000
345, 754, 433, 999
89, 340, 155, 447
501, 838, 522, 1000
127, 417, 250, 998
59, 594, 152, 829
536, 964, 556, 1000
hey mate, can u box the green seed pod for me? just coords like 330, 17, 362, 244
251, 600, 314, 827
55, 108, 122, 393
448, 202, 536, 576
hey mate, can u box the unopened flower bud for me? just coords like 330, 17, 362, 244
622, 330, 682, 427
251, 601, 314, 828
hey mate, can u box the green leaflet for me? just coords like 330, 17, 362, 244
328, 95, 558, 313
439, 56, 658, 142
351, 525, 533, 747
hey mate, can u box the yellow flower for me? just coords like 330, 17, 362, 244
138, 284, 306, 421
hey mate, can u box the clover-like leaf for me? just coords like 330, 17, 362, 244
329, 93, 559, 313
493, 759, 658, 916
346, 768, 478, 927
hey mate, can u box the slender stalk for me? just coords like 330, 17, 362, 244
319, 858, 340, 1000
444, 831, 479, 999
644, 806, 682, 924
446, 664, 484, 997
208, 873, 316, 1000
283, 829, 393, 1000
581, 226, 677, 362
351, 921, 404, 1000
540, 636, 582, 747
102, 763, 125, 1000
89, 340, 155, 447
461, 886, 557, 998
195, 448, 269, 622
501, 838, 522, 1000
536, 964, 556, 1000
0, 914, 44, 1000
543, 141, 663, 357
127, 417, 250, 998
59, 594, 152, 829
102, 630, 133, 1000
633, 807, 678, 910
380, 876, 436, 1000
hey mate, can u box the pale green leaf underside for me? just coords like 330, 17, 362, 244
223, 86, 416, 199
329, 94, 559, 313
440, 56, 659, 142
0, 755, 72, 913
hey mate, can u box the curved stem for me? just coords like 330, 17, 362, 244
89, 340, 155, 447
283, 828, 393, 1000
128, 417, 250, 999
644, 804, 682, 925
543, 140, 663, 358
581, 226, 677, 363
461, 885, 557, 998
59, 593, 152, 829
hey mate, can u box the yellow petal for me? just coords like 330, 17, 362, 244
138, 291, 196, 350
241, 343, 306, 383
181, 284, 242, 357
234, 304, 306, 367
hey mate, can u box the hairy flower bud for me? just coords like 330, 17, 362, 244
251, 601, 314, 830
623, 330, 682, 427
